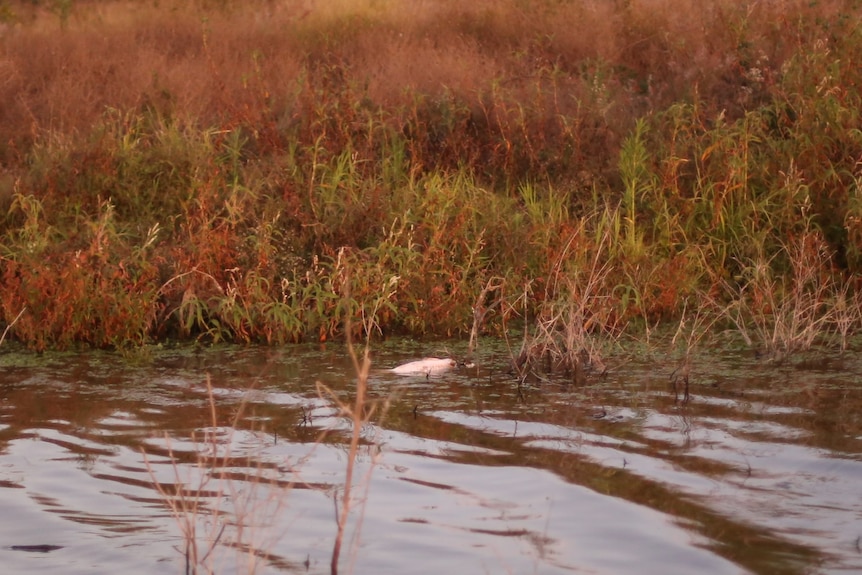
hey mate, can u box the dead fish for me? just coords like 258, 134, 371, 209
390, 357, 457, 376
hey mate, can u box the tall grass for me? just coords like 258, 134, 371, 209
721, 231, 854, 362
1, 0, 861, 351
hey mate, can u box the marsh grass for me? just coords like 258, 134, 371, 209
831, 285, 862, 353
510, 222, 620, 385
721, 231, 851, 363
668, 297, 723, 403
0, 0, 861, 353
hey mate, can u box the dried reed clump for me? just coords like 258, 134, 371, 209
508, 223, 620, 386
667, 293, 724, 403
721, 231, 861, 363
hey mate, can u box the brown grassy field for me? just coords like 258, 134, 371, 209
1, 0, 861, 354
3, 0, 842, 180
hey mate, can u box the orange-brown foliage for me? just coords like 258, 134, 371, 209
1, 0, 858, 348
2, 0, 848, 175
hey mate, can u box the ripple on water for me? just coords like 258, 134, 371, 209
0, 343, 860, 574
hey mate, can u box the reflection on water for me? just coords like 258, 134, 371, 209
0, 341, 860, 574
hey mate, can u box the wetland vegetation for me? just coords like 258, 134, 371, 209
2, 4, 862, 573
2, 0, 862, 363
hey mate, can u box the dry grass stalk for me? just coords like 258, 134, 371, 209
317, 267, 396, 574
467, 275, 504, 362
320, 343, 372, 575
669, 297, 721, 403
0, 306, 26, 346
142, 263, 397, 574
722, 232, 842, 362
831, 285, 862, 352
143, 377, 288, 575
516, 225, 619, 383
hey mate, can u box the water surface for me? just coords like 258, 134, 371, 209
1, 340, 860, 574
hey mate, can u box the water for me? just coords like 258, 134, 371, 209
0, 340, 860, 574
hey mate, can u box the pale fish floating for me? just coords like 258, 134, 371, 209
390, 357, 457, 376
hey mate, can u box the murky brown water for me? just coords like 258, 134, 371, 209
1, 339, 860, 574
